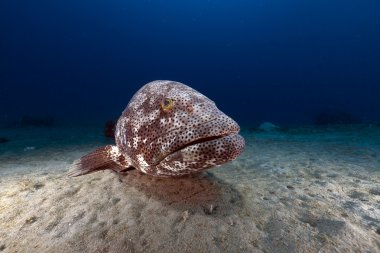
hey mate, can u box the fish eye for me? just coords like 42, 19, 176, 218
161, 98, 174, 111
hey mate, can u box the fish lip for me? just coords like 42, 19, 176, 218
178, 131, 236, 149
155, 128, 240, 165
177, 122, 241, 151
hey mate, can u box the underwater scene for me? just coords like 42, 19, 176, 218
1, 1, 380, 252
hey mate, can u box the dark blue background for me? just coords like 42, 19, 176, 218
1, 0, 379, 126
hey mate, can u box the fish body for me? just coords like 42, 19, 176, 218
69, 80, 244, 178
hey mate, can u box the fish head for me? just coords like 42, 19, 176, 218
116, 80, 245, 177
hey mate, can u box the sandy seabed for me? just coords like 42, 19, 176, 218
0, 125, 379, 253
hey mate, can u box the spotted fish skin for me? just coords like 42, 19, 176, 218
69, 80, 244, 178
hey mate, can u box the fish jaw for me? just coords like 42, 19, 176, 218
144, 133, 245, 177
148, 114, 241, 165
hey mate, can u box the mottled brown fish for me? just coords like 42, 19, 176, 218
68, 80, 245, 178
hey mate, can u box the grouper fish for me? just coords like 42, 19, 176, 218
68, 80, 245, 178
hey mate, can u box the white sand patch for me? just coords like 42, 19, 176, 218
0, 125, 379, 252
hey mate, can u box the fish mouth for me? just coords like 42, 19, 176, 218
177, 132, 235, 150
156, 128, 240, 165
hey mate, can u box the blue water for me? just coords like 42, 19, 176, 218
1, 3, 380, 251
1, 0, 379, 126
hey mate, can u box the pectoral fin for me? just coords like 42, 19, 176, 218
68, 145, 132, 177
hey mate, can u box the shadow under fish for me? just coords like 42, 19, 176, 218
115, 170, 243, 216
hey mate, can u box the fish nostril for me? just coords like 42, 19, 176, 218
186, 105, 194, 114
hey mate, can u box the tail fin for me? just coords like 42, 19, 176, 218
68, 145, 123, 177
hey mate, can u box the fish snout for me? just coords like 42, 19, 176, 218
211, 113, 241, 137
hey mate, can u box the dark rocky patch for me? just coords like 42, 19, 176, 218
300, 214, 346, 235
316, 219, 346, 235
0, 137, 9, 143
111, 197, 121, 205
326, 173, 338, 178
314, 111, 360, 125
25, 216, 38, 224
362, 215, 379, 224
369, 188, 380, 196
72, 211, 86, 223
20, 115, 55, 127
348, 190, 368, 201
343, 201, 360, 211
314, 180, 327, 186
33, 183, 45, 190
